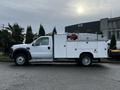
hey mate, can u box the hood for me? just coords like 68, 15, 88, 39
11, 44, 31, 50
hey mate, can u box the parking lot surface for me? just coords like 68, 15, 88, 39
0, 62, 120, 90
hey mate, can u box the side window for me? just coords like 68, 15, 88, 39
35, 37, 49, 46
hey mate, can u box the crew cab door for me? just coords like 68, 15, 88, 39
30, 36, 52, 59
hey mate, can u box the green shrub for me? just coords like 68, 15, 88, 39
110, 34, 117, 49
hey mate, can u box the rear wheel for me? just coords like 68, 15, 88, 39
14, 54, 28, 66
80, 54, 92, 66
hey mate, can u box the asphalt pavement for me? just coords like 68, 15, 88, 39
0, 62, 120, 90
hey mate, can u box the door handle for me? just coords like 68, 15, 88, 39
48, 47, 50, 50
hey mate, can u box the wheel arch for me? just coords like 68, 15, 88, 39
80, 52, 94, 59
13, 48, 31, 60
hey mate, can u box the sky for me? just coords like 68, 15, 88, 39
0, 0, 120, 34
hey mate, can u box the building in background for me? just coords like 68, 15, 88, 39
65, 16, 120, 40
65, 21, 101, 34
101, 17, 120, 40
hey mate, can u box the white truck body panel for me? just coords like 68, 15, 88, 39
67, 33, 107, 41
54, 34, 108, 58
76, 41, 108, 58
97, 41, 108, 58
66, 42, 77, 58
54, 35, 66, 58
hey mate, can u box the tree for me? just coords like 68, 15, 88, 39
6, 23, 24, 44
25, 26, 34, 44
110, 34, 117, 49
52, 27, 57, 35
33, 33, 38, 40
38, 24, 45, 37
0, 30, 2, 47
0, 29, 12, 54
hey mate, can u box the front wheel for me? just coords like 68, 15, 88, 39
14, 54, 28, 66
80, 54, 92, 66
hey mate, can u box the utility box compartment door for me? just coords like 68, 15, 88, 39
66, 42, 76, 58
54, 35, 66, 58
97, 41, 108, 58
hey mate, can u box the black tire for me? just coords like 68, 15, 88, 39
80, 54, 92, 66
14, 54, 28, 66
75, 59, 82, 65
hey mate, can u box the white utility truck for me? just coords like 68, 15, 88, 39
10, 33, 109, 66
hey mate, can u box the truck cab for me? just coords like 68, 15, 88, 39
10, 36, 53, 65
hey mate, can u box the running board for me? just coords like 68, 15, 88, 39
30, 59, 53, 62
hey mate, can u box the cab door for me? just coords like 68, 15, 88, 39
30, 37, 52, 59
